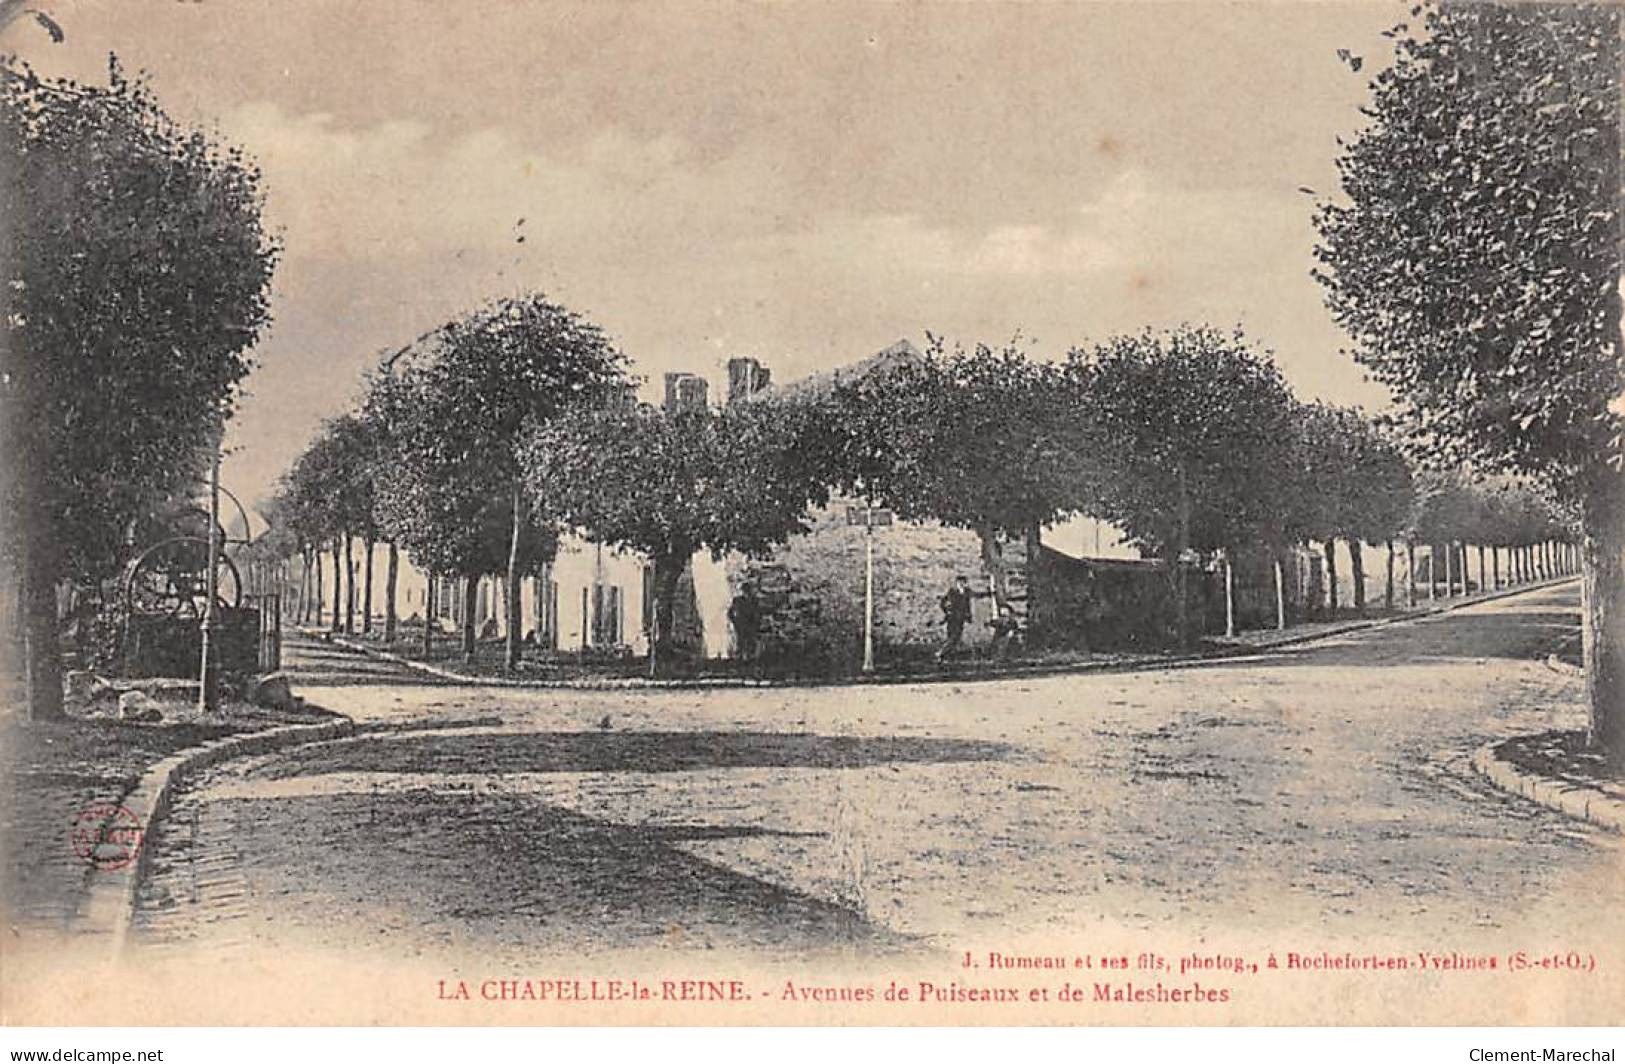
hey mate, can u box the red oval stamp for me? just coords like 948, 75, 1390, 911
71, 802, 143, 870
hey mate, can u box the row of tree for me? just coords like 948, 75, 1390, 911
271, 292, 831, 675
1312, 1, 1623, 767
273, 310, 1574, 674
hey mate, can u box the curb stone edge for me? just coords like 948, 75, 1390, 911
77, 716, 356, 961
1469, 741, 1625, 835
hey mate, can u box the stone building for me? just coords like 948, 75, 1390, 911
717, 342, 1019, 668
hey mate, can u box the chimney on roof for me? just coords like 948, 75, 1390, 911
726, 357, 773, 404
663, 372, 709, 413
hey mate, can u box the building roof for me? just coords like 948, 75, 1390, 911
770, 338, 924, 401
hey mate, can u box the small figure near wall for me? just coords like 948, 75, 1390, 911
936, 575, 973, 661
988, 603, 1023, 661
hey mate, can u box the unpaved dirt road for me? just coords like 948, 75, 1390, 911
132, 583, 1623, 971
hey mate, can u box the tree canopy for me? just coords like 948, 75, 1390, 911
1068, 324, 1299, 558
1313, 1, 1622, 499
814, 337, 1098, 603
1289, 403, 1414, 547
368, 294, 627, 581
523, 395, 830, 671
0, 58, 278, 587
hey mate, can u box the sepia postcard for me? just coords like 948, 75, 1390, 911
2, 0, 1623, 1031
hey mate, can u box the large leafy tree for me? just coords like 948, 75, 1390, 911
370, 295, 626, 666
816, 338, 1098, 638
1290, 404, 1414, 614
524, 396, 830, 675
0, 59, 278, 718
1068, 325, 1300, 644
1313, 2, 1625, 766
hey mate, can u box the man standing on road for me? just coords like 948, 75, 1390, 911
936, 575, 973, 661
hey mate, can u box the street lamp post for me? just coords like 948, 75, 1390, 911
1223, 550, 1236, 639
848, 503, 893, 673
863, 518, 875, 673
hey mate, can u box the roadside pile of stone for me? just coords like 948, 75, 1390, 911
64, 670, 304, 724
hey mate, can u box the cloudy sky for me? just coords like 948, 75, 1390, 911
11, 0, 1405, 509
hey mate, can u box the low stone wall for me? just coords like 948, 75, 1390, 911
725, 507, 1339, 664
1029, 550, 1181, 651
727, 500, 993, 670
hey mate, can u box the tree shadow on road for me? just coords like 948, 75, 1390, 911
1202, 603, 1582, 673
156, 787, 917, 960
258, 730, 1017, 779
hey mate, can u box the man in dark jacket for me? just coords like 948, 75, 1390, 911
936, 576, 973, 661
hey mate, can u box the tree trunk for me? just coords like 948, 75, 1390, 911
1348, 537, 1366, 615
330, 540, 342, 631
314, 549, 325, 626
1406, 539, 1416, 608
1493, 545, 1501, 590
649, 549, 688, 678
461, 575, 478, 663
1170, 468, 1192, 645
1385, 540, 1396, 610
1325, 539, 1340, 618
384, 542, 399, 644
423, 573, 435, 658
343, 533, 355, 635
505, 484, 525, 673
362, 535, 375, 634
1581, 484, 1625, 772
978, 525, 1008, 607
1274, 552, 1286, 631
21, 547, 64, 721
1445, 540, 1456, 596
1024, 521, 1046, 648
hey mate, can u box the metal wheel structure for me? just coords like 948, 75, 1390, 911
122, 535, 242, 619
